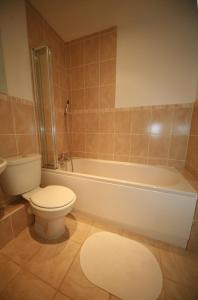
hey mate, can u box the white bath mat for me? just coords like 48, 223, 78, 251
80, 232, 162, 300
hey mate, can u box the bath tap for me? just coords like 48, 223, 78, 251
58, 153, 71, 163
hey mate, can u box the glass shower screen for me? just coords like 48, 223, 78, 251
32, 46, 57, 169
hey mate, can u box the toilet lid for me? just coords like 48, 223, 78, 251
31, 185, 76, 209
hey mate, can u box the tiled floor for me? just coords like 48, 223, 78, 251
0, 211, 198, 300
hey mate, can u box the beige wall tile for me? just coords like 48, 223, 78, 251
168, 159, 185, 170
149, 106, 174, 135
85, 134, 99, 153
100, 30, 116, 60
131, 134, 149, 157
84, 35, 99, 64
0, 134, 17, 158
85, 63, 99, 87
64, 44, 71, 69
99, 112, 115, 133
191, 103, 198, 135
149, 135, 170, 158
100, 60, 116, 85
71, 67, 84, 90
54, 87, 63, 111
84, 113, 99, 133
187, 221, 198, 253
114, 134, 131, 155
72, 113, 85, 133
169, 136, 188, 160
187, 136, 198, 169
70, 40, 84, 67
71, 89, 85, 110
55, 111, 66, 133
148, 158, 167, 166
99, 85, 115, 108
114, 155, 129, 162
131, 108, 151, 134
173, 106, 192, 136
0, 99, 14, 134
98, 134, 115, 154
115, 111, 131, 133
97, 153, 114, 160
84, 87, 99, 109
16, 134, 37, 155
11, 206, 31, 237
71, 133, 85, 152
130, 157, 147, 164
12, 102, 35, 134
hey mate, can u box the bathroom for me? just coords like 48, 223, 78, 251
0, 0, 198, 299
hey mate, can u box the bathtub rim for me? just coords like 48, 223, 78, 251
42, 159, 197, 198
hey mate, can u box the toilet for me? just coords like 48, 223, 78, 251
0, 153, 76, 240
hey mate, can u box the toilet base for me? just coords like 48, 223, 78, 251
34, 215, 66, 240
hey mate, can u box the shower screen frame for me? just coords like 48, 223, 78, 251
31, 45, 58, 169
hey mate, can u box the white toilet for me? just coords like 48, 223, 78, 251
0, 153, 76, 240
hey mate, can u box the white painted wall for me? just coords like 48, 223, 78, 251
0, 0, 33, 101
116, 1, 198, 107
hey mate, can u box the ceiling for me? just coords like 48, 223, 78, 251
29, 0, 197, 42
29, 0, 122, 41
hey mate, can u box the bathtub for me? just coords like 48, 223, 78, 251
41, 158, 197, 248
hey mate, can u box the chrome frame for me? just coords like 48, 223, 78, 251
31, 45, 58, 169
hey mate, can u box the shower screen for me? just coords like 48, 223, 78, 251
31, 46, 57, 169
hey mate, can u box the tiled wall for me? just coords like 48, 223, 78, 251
0, 201, 34, 249
66, 28, 192, 168
186, 100, 198, 179
0, 93, 38, 206
70, 104, 193, 168
26, 2, 69, 159
26, 3, 193, 169
0, 93, 38, 158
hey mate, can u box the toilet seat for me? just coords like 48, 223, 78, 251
30, 185, 75, 209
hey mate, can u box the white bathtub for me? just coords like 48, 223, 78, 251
42, 158, 197, 248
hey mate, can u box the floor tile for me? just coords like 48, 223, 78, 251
26, 240, 80, 288
0, 254, 20, 294
60, 254, 109, 300
159, 247, 198, 289
0, 270, 56, 300
65, 218, 91, 244
1, 228, 41, 266
164, 279, 198, 300
54, 292, 71, 300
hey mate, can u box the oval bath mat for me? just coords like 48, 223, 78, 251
80, 231, 162, 300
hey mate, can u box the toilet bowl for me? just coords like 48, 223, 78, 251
23, 185, 76, 239
0, 154, 76, 240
